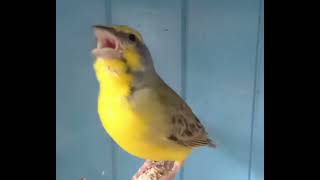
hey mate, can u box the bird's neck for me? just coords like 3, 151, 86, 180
94, 58, 133, 98
93, 57, 161, 98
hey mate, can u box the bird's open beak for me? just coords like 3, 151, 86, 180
93, 25, 120, 51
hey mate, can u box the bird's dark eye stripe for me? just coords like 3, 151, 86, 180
128, 34, 136, 42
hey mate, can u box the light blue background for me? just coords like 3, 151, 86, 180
56, 0, 264, 180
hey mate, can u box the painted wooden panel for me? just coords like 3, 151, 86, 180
56, 0, 264, 179
56, 0, 114, 179
183, 0, 262, 180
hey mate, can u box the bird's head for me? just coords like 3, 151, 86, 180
92, 25, 154, 73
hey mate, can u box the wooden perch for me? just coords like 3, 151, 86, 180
132, 160, 179, 180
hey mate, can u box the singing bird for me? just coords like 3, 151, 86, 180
91, 25, 216, 179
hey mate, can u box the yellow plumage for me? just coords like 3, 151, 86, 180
94, 58, 192, 161
92, 25, 215, 164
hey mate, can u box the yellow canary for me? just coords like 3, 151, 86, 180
91, 25, 216, 176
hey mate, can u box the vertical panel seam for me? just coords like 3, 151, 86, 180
180, 0, 188, 180
105, 0, 116, 180
105, 0, 112, 25
181, 0, 187, 99
248, 0, 263, 180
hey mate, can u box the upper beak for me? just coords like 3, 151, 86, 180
92, 25, 115, 33
92, 25, 119, 50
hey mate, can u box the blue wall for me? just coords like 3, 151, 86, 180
56, 0, 264, 180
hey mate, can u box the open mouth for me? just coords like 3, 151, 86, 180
97, 34, 119, 50
94, 26, 120, 51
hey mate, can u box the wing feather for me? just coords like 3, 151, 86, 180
167, 101, 216, 148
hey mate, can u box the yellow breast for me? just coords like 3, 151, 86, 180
94, 58, 191, 161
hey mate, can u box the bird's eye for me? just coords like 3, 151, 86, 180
128, 34, 136, 42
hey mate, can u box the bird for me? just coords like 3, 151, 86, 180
91, 25, 216, 179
